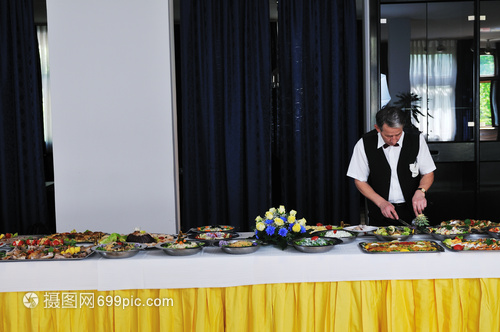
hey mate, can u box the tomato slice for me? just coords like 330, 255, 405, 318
453, 244, 464, 250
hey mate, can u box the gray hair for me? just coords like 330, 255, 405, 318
375, 106, 406, 129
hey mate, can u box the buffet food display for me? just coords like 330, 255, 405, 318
2, 216, 500, 261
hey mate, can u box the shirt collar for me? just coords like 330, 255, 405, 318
377, 131, 405, 149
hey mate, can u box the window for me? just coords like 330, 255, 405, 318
37, 25, 52, 151
480, 54, 495, 127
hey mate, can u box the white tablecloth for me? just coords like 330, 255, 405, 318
2, 233, 499, 292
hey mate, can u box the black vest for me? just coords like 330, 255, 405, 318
362, 129, 420, 219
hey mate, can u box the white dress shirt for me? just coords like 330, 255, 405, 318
347, 131, 436, 203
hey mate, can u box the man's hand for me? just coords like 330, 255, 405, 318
412, 190, 427, 217
378, 201, 399, 220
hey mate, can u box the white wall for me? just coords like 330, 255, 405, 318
46, 0, 178, 234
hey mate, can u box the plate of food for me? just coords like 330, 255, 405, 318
359, 240, 444, 253
124, 230, 176, 248
305, 223, 343, 232
373, 226, 414, 241
423, 226, 470, 240
156, 239, 205, 256
487, 227, 500, 239
344, 225, 378, 235
219, 239, 260, 254
290, 236, 342, 253
313, 229, 358, 244
92, 242, 146, 259
188, 231, 239, 246
439, 219, 497, 233
0, 244, 95, 261
46, 230, 107, 244
442, 237, 500, 251
190, 225, 236, 233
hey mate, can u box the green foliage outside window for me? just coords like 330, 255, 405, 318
479, 55, 494, 127
480, 82, 492, 127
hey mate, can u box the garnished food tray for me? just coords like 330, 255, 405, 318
359, 240, 444, 253
442, 237, 500, 251
0, 245, 95, 261
440, 219, 498, 233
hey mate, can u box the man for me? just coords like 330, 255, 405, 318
347, 106, 436, 226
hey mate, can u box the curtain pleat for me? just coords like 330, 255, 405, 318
0, 0, 48, 234
179, 0, 271, 231
277, 0, 360, 224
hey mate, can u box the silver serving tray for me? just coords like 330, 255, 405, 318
291, 237, 342, 253
0, 247, 96, 261
155, 241, 204, 256
487, 230, 500, 239
358, 241, 445, 254
189, 225, 236, 233
188, 232, 239, 246
313, 230, 358, 244
92, 243, 146, 259
424, 227, 470, 241
373, 226, 414, 241
220, 239, 260, 254
441, 238, 500, 252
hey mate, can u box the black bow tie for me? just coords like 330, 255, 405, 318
383, 143, 399, 149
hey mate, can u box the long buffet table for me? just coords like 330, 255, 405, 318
2, 233, 500, 331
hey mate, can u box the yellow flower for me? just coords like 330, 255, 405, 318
278, 205, 286, 214
298, 218, 307, 226
292, 223, 301, 233
255, 216, 263, 222
269, 207, 277, 214
274, 218, 284, 226
265, 211, 274, 220
287, 215, 296, 223
256, 222, 266, 231
289, 210, 297, 217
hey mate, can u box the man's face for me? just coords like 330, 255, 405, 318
375, 124, 403, 146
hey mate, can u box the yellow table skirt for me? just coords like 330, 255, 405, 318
2, 278, 499, 332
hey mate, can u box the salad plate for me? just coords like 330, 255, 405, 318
290, 236, 342, 253
156, 240, 205, 256
423, 226, 470, 241
373, 226, 413, 241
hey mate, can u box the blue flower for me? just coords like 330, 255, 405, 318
280, 216, 287, 222
300, 225, 306, 233
278, 228, 288, 237
265, 219, 274, 225
266, 226, 276, 236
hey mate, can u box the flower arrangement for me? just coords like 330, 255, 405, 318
254, 205, 307, 250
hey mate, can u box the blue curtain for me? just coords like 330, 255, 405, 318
277, 0, 361, 224
0, 0, 48, 234
179, 0, 271, 231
